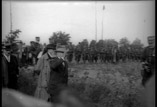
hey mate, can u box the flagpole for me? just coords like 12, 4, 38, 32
10, 0, 12, 32
95, 1, 97, 42
102, 5, 105, 40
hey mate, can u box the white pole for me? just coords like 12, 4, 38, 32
95, 1, 97, 42
102, 5, 105, 40
10, 0, 12, 32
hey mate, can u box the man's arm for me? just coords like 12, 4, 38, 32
49, 58, 64, 70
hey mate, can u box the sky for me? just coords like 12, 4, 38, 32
2, 0, 155, 46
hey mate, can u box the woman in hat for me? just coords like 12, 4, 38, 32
34, 44, 57, 101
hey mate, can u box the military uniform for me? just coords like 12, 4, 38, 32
67, 49, 73, 63
82, 49, 88, 64
93, 49, 98, 63
74, 45, 82, 63
99, 49, 104, 63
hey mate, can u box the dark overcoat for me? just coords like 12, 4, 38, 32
2, 55, 9, 87
47, 57, 68, 95
2, 54, 19, 89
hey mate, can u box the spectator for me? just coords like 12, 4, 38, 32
2, 43, 19, 90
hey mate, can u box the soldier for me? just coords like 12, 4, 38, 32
74, 43, 82, 63
112, 46, 117, 63
90, 48, 95, 63
67, 42, 74, 63
103, 48, 107, 63
21, 46, 27, 66
141, 36, 155, 87
85, 48, 90, 63
128, 47, 133, 61
82, 48, 88, 64
99, 48, 104, 63
116, 48, 120, 63
93, 49, 98, 63
108, 47, 113, 63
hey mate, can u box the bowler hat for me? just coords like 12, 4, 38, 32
4, 43, 12, 51
46, 44, 56, 50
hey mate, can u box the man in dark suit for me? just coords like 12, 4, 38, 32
46, 44, 68, 103
2, 43, 19, 89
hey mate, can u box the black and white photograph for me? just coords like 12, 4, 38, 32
2, 0, 155, 107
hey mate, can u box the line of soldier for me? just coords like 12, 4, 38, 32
66, 44, 144, 64
14, 38, 149, 66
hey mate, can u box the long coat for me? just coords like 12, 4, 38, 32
2, 54, 19, 89
34, 53, 51, 101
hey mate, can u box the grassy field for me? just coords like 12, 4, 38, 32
18, 61, 145, 107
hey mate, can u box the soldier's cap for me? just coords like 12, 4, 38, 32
46, 44, 56, 50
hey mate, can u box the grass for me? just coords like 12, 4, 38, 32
18, 61, 144, 107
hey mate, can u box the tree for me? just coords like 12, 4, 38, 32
96, 40, 104, 51
119, 37, 130, 48
89, 40, 97, 49
107, 39, 118, 48
49, 31, 71, 45
131, 38, 144, 49
80, 39, 89, 51
4, 29, 21, 44
2, 29, 22, 54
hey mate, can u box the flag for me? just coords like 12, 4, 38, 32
103, 5, 105, 10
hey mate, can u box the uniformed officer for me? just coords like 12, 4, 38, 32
67, 42, 74, 63
74, 43, 82, 63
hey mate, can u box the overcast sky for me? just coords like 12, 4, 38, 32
2, 0, 155, 46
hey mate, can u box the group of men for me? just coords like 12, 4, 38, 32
66, 44, 143, 64
12, 38, 144, 67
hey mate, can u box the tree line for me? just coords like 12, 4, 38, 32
3, 30, 144, 52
